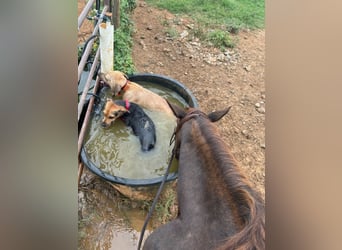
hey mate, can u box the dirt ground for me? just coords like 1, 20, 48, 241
78, 0, 264, 239
131, 0, 265, 198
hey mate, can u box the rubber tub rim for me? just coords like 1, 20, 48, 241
80, 73, 198, 187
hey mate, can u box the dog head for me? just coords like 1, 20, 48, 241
101, 98, 128, 128
99, 70, 128, 95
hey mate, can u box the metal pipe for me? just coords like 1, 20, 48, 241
78, 0, 96, 30
96, 0, 101, 11
78, 161, 84, 185
77, 76, 100, 184
78, 47, 100, 121
78, 5, 108, 83
78, 76, 101, 157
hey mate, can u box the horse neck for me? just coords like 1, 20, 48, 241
177, 117, 264, 225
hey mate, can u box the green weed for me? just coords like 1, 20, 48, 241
146, 0, 264, 48
207, 30, 236, 49
164, 27, 179, 39
154, 187, 177, 224
113, 0, 137, 74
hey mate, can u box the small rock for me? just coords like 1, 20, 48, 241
157, 62, 164, 67
244, 65, 251, 72
255, 102, 261, 108
186, 24, 194, 29
217, 53, 226, 62
190, 41, 200, 47
140, 36, 145, 39
163, 48, 171, 53
241, 130, 251, 139
260, 143, 266, 149
180, 30, 189, 39
139, 40, 147, 50
257, 107, 265, 114
146, 25, 152, 30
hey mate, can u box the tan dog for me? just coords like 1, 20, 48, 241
99, 70, 174, 116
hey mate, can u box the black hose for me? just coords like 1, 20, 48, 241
78, 34, 98, 64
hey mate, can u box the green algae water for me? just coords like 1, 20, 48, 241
84, 82, 187, 179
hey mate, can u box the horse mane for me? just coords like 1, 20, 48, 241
193, 117, 265, 250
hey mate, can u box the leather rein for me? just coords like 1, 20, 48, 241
170, 109, 208, 146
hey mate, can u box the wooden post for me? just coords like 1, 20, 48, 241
113, 0, 120, 29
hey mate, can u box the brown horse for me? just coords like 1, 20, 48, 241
143, 103, 265, 250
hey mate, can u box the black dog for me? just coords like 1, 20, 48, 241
101, 98, 156, 152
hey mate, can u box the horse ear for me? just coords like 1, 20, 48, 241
166, 100, 186, 119
208, 106, 231, 122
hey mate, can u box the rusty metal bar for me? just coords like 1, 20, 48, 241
78, 161, 84, 185
78, 76, 101, 184
78, 76, 101, 156
78, 5, 108, 83
78, 0, 116, 184
78, 47, 100, 121
78, 0, 96, 30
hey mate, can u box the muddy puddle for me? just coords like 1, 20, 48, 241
78, 181, 153, 250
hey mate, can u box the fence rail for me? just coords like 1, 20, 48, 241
77, 0, 119, 185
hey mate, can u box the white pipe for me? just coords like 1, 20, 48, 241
99, 22, 114, 73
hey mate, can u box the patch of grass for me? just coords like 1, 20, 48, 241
113, 0, 137, 74
154, 186, 177, 224
146, 0, 264, 48
207, 29, 236, 49
164, 27, 179, 39
161, 18, 170, 26
146, 0, 264, 30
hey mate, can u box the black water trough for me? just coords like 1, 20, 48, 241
80, 73, 198, 199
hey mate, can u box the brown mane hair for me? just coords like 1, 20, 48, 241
190, 115, 265, 250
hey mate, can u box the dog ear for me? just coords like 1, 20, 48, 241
166, 100, 186, 119
208, 106, 231, 122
